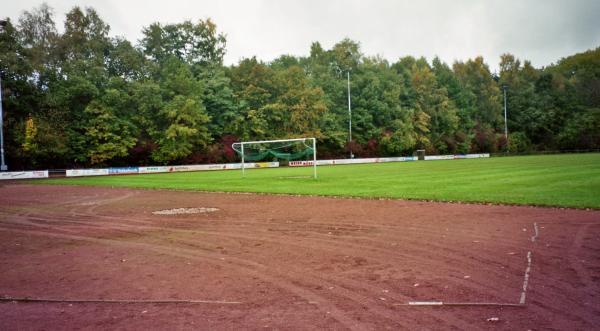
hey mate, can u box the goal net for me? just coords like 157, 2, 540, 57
232, 138, 317, 178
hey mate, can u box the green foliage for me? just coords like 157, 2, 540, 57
198, 67, 238, 137
557, 108, 600, 149
265, 65, 328, 137
453, 57, 502, 127
379, 117, 417, 155
152, 95, 211, 163
508, 132, 532, 153
2, 4, 600, 170
140, 19, 226, 66
410, 61, 458, 153
148, 58, 212, 163
22, 115, 37, 152
84, 98, 137, 165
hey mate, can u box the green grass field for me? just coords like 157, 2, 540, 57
40, 153, 600, 208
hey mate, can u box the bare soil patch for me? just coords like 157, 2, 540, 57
0, 184, 599, 330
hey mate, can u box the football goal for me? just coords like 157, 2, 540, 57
232, 138, 317, 179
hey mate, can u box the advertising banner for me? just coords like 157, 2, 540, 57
108, 167, 139, 175
138, 162, 279, 173
290, 157, 416, 167
289, 161, 314, 167
66, 168, 110, 177
213, 162, 279, 170
138, 166, 169, 174
167, 165, 197, 172
464, 153, 490, 159
424, 155, 455, 161
377, 156, 418, 162
250, 162, 279, 168
166, 165, 214, 172
0, 170, 49, 180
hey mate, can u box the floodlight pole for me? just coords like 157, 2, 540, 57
312, 138, 317, 179
0, 74, 7, 171
502, 85, 509, 151
0, 20, 7, 171
347, 71, 353, 159
241, 143, 245, 177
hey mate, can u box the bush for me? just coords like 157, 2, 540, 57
471, 125, 497, 153
557, 108, 600, 150
508, 132, 532, 154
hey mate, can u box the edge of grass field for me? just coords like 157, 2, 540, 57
25, 179, 599, 210
25, 154, 600, 210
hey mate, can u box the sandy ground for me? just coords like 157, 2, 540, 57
0, 184, 599, 330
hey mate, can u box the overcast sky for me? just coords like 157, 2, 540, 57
5, 0, 600, 71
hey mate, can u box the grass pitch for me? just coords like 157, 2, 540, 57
41, 153, 600, 208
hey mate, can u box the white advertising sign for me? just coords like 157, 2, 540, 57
66, 169, 109, 177
0, 170, 49, 180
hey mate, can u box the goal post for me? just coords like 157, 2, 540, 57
232, 138, 317, 179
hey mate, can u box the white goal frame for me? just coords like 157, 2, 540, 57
232, 137, 317, 179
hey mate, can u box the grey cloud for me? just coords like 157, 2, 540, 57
4, 0, 599, 70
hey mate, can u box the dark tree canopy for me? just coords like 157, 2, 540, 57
1, 4, 599, 169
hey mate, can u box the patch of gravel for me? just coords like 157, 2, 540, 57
152, 207, 219, 215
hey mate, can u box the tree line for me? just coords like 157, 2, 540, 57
1, 4, 599, 170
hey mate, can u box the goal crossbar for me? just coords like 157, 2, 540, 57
232, 138, 317, 179
232, 138, 311, 146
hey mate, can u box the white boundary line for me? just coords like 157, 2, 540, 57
400, 222, 539, 308
397, 301, 522, 307
531, 222, 539, 242
408, 301, 443, 306
0, 297, 242, 304
519, 251, 533, 304
519, 222, 538, 304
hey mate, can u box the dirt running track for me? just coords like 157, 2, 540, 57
0, 184, 599, 330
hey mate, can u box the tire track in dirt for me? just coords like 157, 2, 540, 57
57, 208, 528, 280
10, 207, 526, 277
193, 221, 527, 291
28, 194, 529, 267
0, 216, 502, 329
10, 207, 527, 304
4, 186, 600, 329
564, 223, 600, 321
272, 219, 526, 246
4, 216, 476, 329
0, 219, 480, 330
234, 218, 526, 259
521, 222, 600, 328
269, 226, 523, 269
80, 192, 140, 215
261, 223, 525, 261
568, 224, 600, 291
48, 188, 529, 249
0, 189, 568, 330
7, 212, 522, 302
0, 226, 368, 331
166, 234, 516, 315
0, 223, 461, 329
